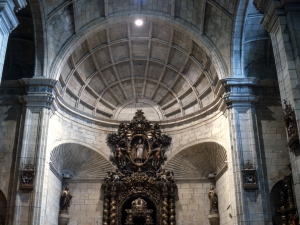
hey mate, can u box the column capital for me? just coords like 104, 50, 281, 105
13, 0, 27, 11
0, 0, 20, 34
18, 78, 57, 112
254, 0, 300, 33
220, 77, 259, 108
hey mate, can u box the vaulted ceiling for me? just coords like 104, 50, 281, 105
2, 0, 277, 121
57, 22, 222, 120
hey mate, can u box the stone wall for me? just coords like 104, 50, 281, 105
255, 85, 290, 191
45, 170, 61, 225
67, 181, 103, 225
0, 95, 22, 201
216, 171, 231, 225
176, 181, 211, 225
0, 82, 290, 224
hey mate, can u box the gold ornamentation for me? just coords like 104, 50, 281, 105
109, 196, 117, 225
169, 198, 175, 225
103, 198, 109, 225
107, 110, 171, 170
125, 198, 154, 225
103, 110, 176, 224
275, 165, 299, 225
162, 197, 168, 225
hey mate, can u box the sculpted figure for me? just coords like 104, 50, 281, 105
118, 123, 127, 138
105, 171, 113, 183
153, 143, 163, 166
157, 169, 168, 182
132, 139, 147, 162
208, 185, 218, 214
136, 139, 144, 159
154, 123, 161, 139
60, 185, 73, 213
166, 170, 174, 182
115, 144, 126, 166
112, 169, 125, 182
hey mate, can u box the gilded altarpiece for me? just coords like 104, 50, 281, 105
103, 110, 176, 225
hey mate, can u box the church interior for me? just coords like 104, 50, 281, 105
0, 0, 299, 224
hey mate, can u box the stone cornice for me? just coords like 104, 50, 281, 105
0, 0, 19, 33
18, 78, 57, 112
254, 0, 300, 33
220, 77, 259, 108
13, 0, 26, 12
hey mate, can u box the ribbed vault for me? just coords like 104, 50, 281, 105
164, 142, 227, 179
50, 143, 113, 179
58, 21, 222, 120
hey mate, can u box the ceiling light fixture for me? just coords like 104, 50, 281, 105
135, 19, 143, 26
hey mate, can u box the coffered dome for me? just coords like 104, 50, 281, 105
57, 21, 223, 121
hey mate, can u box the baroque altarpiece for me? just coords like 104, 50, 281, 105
104, 110, 176, 225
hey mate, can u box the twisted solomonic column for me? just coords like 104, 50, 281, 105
169, 198, 175, 225
103, 197, 110, 225
162, 197, 169, 225
109, 196, 116, 225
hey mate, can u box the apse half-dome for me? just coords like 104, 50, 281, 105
57, 21, 222, 121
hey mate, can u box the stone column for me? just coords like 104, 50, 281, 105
221, 78, 271, 224
254, 0, 300, 213
8, 78, 56, 224
0, 0, 26, 80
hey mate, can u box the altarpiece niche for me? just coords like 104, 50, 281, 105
104, 110, 176, 225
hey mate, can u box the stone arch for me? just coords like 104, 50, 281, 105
0, 189, 7, 224
121, 195, 158, 225
164, 142, 227, 179
270, 180, 284, 225
49, 14, 228, 81
114, 98, 164, 121
27, 0, 46, 77
50, 143, 114, 180
231, 0, 249, 77
2, 4, 35, 81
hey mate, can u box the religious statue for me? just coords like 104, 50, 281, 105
60, 185, 73, 213
115, 144, 126, 167
156, 169, 174, 182
153, 143, 163, 165
104, 110, 174, 225
105, 171, 113, 183
112, 169, 125, 182
208, 185, 218, 214
132, 138, 147, 162
153, 123, 161, 139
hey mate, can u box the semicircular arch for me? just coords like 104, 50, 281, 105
50, 14, 228, 82
164, 142, 227, 180
50, 143, 114, 180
